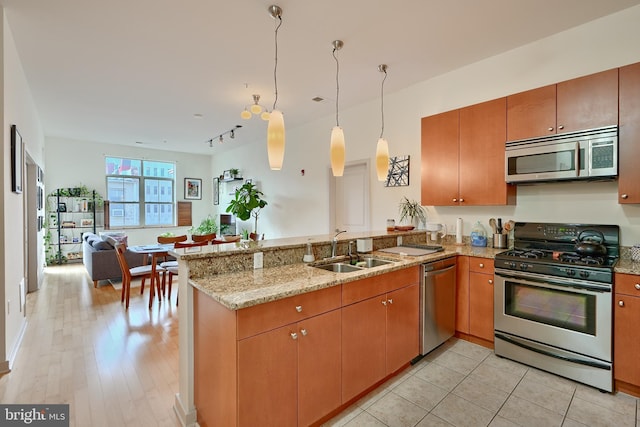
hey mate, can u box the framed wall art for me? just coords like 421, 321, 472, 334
213, 177, 219, 205
385, 155, 410, 187
11, 124, 23, 194
184, 178, 202, 200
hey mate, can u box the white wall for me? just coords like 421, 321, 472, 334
211, 4, 640, 246
45, 137, 215, 245
2, 9, 46, 371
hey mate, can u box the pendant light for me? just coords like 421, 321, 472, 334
267, 5, 285, 170
376, 64, 390, 181
330, 40, 345, 177
241, 94, 270, 121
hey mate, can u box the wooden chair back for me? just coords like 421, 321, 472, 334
174, 240, 208, 249
114, 243, 130, 280
157, 234, 188, 244
192, 233, 216, 243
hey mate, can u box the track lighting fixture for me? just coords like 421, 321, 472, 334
206, 125, 242, 148
330, 40, 345, 177
266, 4, 286, 170
376, 64, 390, 181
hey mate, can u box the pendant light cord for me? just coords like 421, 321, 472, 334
333, 47, 340, 127
379, 67, 387, 139
272, 16, 282, 111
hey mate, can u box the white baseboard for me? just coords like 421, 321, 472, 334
173, 393, 197, 427
7, 319, 28, 370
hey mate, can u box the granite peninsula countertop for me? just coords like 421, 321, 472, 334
186, 242, 503, 310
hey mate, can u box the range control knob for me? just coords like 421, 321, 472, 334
519, 263, 530, 271
579, 271, 590, 279
566, 269, 576, 277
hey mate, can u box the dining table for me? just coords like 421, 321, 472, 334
128, 243, 173, 309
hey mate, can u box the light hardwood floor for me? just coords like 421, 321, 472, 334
0, 263, 181, 427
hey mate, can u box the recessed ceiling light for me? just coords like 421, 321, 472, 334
135, 141, 144, 144
312, 96, 324, 102
194, 113, 203, 119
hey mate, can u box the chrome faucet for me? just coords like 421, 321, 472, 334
331, 229, 347, 258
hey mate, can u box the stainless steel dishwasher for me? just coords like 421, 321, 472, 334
420, 257, 457, 355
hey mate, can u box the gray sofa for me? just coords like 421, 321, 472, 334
82, 232, 146, 287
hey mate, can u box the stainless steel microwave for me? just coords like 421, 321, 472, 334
505, 125, 618, 183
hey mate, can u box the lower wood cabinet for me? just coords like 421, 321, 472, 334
238, 309, 341, 427
614, 273, 640, 391
465, 257, 495, 343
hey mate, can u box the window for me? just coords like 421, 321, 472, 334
105, 157, 175, 227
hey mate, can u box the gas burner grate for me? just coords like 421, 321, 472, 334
559, 253, 605, 266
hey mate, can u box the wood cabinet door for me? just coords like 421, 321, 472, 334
469, 272, 494, 342
614, 294, 640, 386
386, 284, 420, 374
421, 111, 460, 206
237, 325, 297, 427
507, 84, 557, 140
619, 62, 640, 204
556, 68, 618, 133
459, 97, 514, 205
298, 310, 342, 427
341, 296, 386, 402
456, 256, 470, 334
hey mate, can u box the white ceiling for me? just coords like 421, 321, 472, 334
3, 0, 640, 154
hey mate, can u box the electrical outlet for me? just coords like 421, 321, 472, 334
253, 252, 264, 269
396, 236, 403, 246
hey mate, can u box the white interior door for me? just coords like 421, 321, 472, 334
331, 161, 370, 232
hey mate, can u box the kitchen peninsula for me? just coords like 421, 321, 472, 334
170, 230, 501, 427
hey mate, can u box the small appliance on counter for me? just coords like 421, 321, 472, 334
426, 223, 447, 246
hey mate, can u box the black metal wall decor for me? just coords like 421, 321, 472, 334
385, 155, 410, 187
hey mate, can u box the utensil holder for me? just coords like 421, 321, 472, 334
493, 233, 508, 249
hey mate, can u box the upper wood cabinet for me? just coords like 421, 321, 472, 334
507, 69, 618, 141
421, 98, 516, 206
619, 62, 640, 204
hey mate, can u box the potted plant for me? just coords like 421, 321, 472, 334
398, 196, 427, 228
190, 215, 218, 237
230, 168, 241, 179
226, 182, 267, 234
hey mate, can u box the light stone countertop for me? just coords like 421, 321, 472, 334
188, 243, 503, 310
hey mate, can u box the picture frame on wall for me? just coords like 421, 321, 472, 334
11, 124, 23, 194
184, 178, 202, 200
213, 177, 219, 205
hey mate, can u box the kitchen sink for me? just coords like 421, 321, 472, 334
313, 262, 362, 273
357, 258, 394, 268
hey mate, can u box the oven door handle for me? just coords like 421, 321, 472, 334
495, 332, 611, 370
494, 268, 611, 293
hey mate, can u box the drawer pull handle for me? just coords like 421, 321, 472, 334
291, 332, 298, 340
300, 329, 308, 336
295, 305, 302, 313
635, 284, 640, 290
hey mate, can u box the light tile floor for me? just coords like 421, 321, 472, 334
324, 338, 639, 427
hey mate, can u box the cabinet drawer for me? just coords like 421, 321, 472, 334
469, 257, 494, 273
342, 267, 419, 306
615, 273, 640, 296
237, 285, 341, 339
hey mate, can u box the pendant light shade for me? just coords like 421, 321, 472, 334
376, 137, 389, 181
267, 109, 285, 170
330, 126, 346, 176
330, 40, 345, 177
376, 64, 390, 181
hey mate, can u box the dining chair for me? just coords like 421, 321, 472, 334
192, 233, 216, 243
163, 240, 209, 304
114, 243, 165, 309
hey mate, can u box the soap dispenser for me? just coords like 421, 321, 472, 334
303, 240, 315, 263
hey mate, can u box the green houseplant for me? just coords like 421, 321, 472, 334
191, 215, 218, 236
398, 196, 427, 228
226, 182, 267, 234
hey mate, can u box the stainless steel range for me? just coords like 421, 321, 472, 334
494, 222, 619, 392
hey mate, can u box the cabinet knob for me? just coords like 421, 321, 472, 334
548, 127, 554, 132
388, 299, 393, 305
295, 305, 302, 313
452, 198, 458, 202
558, 125, 564, 130
618, 300, 625, 307
290, 332, 298, 340
459, 198, 464, 202
382, 300, 387, 306
479, 263, 484, 268
488, 279, 493, 285
300, 329, 308, 336
635, 284, 640, 290
621, 194, 629, 199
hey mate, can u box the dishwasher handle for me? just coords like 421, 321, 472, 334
423, 264, 456, 277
